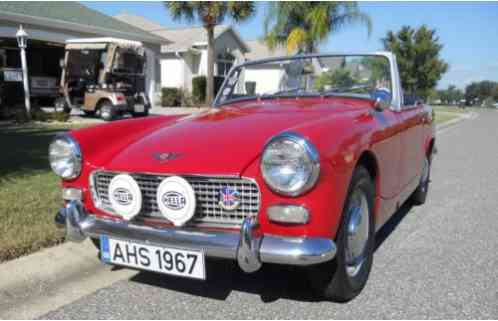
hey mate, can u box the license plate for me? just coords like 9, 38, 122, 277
4, 70, 22, 82
100, 235, 205, 280
134, 104, 144, 112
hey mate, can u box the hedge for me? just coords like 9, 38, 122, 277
192, 76, 206, 104
161, 87, 182, 107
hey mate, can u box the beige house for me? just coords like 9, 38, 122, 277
115, 13, 249, 92
243, 40, 289, 94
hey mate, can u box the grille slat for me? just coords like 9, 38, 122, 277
92, 172, 260, 228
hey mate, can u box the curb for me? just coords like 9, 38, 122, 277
0, 240, 136, 319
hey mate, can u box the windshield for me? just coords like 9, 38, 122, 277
113, 49, 144, 74
215, 54, 392, 106
66, 49, 107, 79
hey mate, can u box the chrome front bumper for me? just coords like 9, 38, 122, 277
56, 201, 336, 273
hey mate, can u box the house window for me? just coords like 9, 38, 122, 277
216, 52, 235, 76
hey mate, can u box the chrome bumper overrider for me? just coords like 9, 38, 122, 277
55, 201, 336, 273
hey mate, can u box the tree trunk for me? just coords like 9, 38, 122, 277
305, 40, 315, 54
206, 25, 215, 105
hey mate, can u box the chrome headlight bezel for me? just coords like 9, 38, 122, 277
260, 132, 320, 196
49, 134, 82, 180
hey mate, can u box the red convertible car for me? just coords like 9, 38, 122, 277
51, 52, 435, 301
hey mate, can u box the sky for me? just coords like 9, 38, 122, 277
84, 1, 498, 90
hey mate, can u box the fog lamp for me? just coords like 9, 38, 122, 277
62, 188, 83, 201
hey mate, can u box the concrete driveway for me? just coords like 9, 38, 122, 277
5, 109, 498, 319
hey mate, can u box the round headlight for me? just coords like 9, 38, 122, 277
261, 132, 320, 196
49, 135, 82, 179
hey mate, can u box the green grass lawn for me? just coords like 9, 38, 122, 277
0, 123, 87, 262
432, 105, 466, 125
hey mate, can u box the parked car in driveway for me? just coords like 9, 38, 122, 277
50, 52, 435, 302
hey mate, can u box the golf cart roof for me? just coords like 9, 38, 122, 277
65, 37, 143, 50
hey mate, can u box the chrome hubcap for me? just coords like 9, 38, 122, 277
345, 189, 370, 277
421, 157, 430, 192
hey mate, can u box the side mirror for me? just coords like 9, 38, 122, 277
374, 97, 389, 111
372, 88, 392, 112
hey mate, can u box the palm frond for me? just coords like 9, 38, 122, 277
286, 27, 307, 54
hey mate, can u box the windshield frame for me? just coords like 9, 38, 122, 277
213, 52, 401, 111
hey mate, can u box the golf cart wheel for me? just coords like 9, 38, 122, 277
83, 110, 96, 116
99, 100, 115, 121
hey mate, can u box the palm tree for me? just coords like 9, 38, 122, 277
164, 1, 255, 105
264, 2, 372, 54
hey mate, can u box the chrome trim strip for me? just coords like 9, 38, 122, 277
90, 169, 242, 179
56, 201, 336, 270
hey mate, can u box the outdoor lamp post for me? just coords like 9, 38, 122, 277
16, 25, 31, 119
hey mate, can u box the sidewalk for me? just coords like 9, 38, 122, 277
0, 240, 136, 319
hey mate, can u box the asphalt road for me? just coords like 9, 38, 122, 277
43, 110, 497, 319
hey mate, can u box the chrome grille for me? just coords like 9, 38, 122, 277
91, 171, 260, 227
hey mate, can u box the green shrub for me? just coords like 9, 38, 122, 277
12, 109, 70, 123
13, 109, 30, 123
32, 109, 48, 122
49, 111, 70, 122
161, 87, 182, 107
192, 76, 207, 104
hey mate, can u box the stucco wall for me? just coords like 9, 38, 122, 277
244, 65, 284, 94
160, 55, 184, 88
160, 29, 246, 93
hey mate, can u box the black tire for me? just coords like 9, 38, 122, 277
411, 154, 432, 205
307, 166, 375, 302
100, 101, 115, 121
83, 110, 96, 117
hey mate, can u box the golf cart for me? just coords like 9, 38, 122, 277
57, 38, 150, 121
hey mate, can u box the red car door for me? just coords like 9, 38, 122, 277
398, 103, 425, 193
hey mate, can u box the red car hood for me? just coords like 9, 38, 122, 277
102, 99, 356, 175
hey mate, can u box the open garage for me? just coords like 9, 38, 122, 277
0, 2, 164, 112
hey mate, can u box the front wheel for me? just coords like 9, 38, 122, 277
307, 166, 375, 302
411, 154, 431, 205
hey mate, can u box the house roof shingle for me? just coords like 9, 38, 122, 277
0, 2, 164, 44
244, 40, 288, 61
